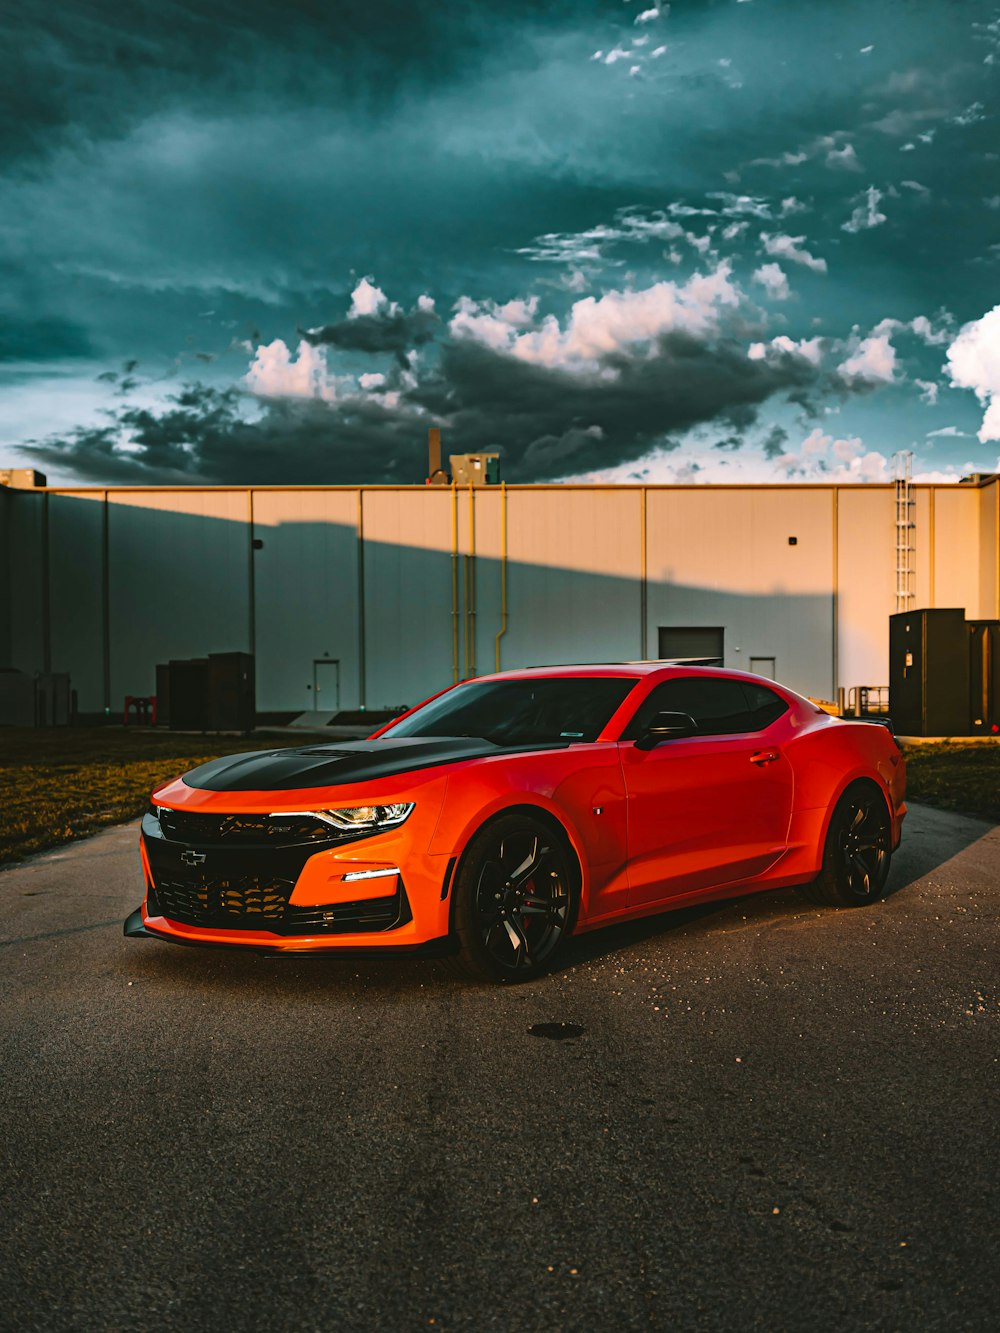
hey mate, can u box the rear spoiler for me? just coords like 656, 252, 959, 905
847, 714, 895, 737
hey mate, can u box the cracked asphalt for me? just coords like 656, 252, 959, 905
1, 802, 998, 1332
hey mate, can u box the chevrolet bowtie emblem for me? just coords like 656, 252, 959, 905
180, 850, 207, 866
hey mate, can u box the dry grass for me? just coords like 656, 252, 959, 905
1, 728, 996, 870
0, 728, 307, 866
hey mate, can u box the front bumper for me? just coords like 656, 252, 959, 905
131, 794, 456, 953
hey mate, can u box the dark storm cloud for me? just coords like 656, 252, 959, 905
24, 326, 823, 485
22, 385, 424, 487
0, 1, 603, 164
0, 318, 93, 362
418, 332, 821, 479
302, 306, 439, 366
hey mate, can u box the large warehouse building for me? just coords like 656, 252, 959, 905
1, 467, 998, 720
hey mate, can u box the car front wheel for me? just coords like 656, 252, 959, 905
799, 780, 893, 908
451, 813, 577, 982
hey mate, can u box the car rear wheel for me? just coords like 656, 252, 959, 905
799, 780, 893, 908
451, 813, 577, 982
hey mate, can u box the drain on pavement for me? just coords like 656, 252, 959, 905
527, 1022, 585, 1040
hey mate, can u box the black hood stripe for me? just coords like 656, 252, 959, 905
181, 736, 570, 792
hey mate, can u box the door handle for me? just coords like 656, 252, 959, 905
750, 749, 780, 766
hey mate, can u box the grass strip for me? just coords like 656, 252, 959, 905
901, 741, 1000, 824
0, 729, 307, 866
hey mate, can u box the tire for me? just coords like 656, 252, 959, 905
451, 813, 578, 983
798, 780, 893, 908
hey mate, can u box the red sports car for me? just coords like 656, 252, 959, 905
125, 665, 906, 981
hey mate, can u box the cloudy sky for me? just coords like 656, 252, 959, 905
4, 0, 1000, 486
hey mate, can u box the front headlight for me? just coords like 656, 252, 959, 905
318, 803, 415, 832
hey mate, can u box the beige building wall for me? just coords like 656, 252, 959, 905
2, 477, 998, 716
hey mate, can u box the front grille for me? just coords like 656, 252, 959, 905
147, 873, 409, 935
155, 808, 335, 847
152, 873, 296, 926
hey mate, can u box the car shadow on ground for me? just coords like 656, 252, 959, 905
120, 802, 996, 996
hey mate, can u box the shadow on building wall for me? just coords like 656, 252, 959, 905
2, 491, 851, 715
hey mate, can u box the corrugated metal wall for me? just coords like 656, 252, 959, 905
3, 479, 998, 715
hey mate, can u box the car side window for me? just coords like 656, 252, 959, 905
741, 682, 789, 731
621, 678, 751, 739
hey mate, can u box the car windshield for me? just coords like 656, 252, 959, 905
383, 677, 639, 746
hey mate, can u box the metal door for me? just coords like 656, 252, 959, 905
313, 659, 340, 712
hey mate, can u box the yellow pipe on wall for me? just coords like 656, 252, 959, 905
466, 482, 477, 678
495, 482, 508, 672
451, 483, 459, 684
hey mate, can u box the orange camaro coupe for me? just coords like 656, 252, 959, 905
125, 665, 906, 981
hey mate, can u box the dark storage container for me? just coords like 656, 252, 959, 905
155, 663, 171, 727
207, 652, 255, 733
168, 658, 209, 731
889, 609, 970, 737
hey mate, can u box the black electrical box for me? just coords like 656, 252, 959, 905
155, 663, 171, 727
889, 608, 970, 736
968, 620, 1000, 735
207, 652, 256, 733
168, 659, 210, 731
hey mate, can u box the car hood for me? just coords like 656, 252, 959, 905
181, 735, 569, 792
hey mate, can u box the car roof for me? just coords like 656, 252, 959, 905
473, 663, 788, 687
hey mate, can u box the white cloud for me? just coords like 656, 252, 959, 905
838, 333, 897, 383
826, 143, 862, 171
777, 429, 890, 481
946, 304, 1000, 441
721, 220, 749, 241
860, 44, 874, 54
651, 44, 668, 57
449, 296, 532, 351
915, 378, 939, 404
761, 232, 828, 273
953, 101, 985, 126
604, 47, 631, 65
349, 276, 394, 318
245, 339, 335, 400
359, 372, 386, 391
752, 262, 791, 300
927, 425, 969, 438
872, 313, 950, 346
842, 186, 887, 233
451, 266, 741, 372
901, 179, 930, 196
635, 7, 661, 23
748, 335, 823, 365
417, 294, 436, 313
566, 429, 890, 485
909, 314, 949, 345
780, 196, 808, 216
518, 210, 684, 265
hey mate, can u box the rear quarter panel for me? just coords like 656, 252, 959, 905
776, 714, 906, 882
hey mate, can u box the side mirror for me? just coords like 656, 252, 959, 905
634, 710, 699, 750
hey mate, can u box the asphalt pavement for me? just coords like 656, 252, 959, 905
1, 804, 998, 1333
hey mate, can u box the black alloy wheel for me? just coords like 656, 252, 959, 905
451, 813, 577, 982
799, 781, 893, 908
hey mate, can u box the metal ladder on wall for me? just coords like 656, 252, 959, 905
894, 450, 915, 613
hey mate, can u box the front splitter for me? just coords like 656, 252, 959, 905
122, 904, 454, 957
